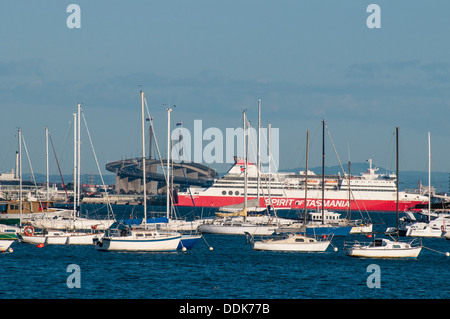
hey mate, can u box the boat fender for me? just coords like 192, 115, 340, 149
442, 226, 445, 232
24, 226, 35, 236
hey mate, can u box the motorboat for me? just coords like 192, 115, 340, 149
344, 238, 421, 258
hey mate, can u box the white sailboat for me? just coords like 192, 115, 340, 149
20, 226, 103, 245
303, 124, 353, 236
344, 160, 373, 234
0, 238, 15, 252
0, 224, 18, 252
250, 233, 331, 252
345, 127, 422, 258
20, 110, 112, 245
404, 132, 450, 237
30, 215, 114, 231
160, 104, 201, 249
123, 99, 202, 250
199, 107, 283, 236
199, 215, 280, 236
0, 240, 15, 252
95, 91, 181, 252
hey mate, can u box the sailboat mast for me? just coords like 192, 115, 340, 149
348, 161, 351, 220
322, 120, 325, 225
304, 130, 309, 225
267, 123, 272, 210
428, 131, 431, 223
243, 110, 248, 209
166, 105, 172, 220
257, 99, 261, 202
77, 104, 81, 209
268, 123, 272, 175
396, 127, 399, 242
18, 128, 22, 225
45, 126, 49, 202
73, 112, 77, 217
141, 91, 147, 226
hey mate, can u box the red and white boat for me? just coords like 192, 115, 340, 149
175, 159, 428, 212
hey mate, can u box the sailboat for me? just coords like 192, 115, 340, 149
95, 91, 181, 252
20, 226, 104, 245
20, 110, 112, 245
160, 105, 201, 250
403, 132, 450, 237
118, 99, 202, 250
344, 160, 373, 234
344, 127, 422, 258
304, 121, 352, 236
199, 107, 283, 236
249, 232, 332, 252
0, 129, 74, 227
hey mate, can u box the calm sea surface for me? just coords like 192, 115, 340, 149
1, 205, 449, 302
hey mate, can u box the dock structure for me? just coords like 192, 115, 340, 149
105, 158, 217, 195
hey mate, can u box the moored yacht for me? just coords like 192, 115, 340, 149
95, 91, 183, 252
345, 128, 422, 259
344, 238, 422, 258
94, 225, 181, 252
250, 232, 332, 252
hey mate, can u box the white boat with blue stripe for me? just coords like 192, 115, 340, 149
95, 91, 182, 252
95, 226, 181, 252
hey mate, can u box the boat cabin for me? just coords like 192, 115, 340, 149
0, 200, 57, 215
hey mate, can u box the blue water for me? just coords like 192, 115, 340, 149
1, 206, 449, 300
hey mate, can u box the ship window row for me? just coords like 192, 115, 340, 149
221, 190, 272, 196
222, 190, 241, 196
215, 182, 394, 189
215, 185, 393, 192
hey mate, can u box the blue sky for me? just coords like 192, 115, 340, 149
1, 1, 449, 179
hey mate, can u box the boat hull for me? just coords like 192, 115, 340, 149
345, 239, 422, 258
95, 235, 181, 252
350, 224, 373, 234
199, 224, 277, 235
305, 225, 352, 236
30, 218, 114, 231
406, 228, 445, 238
20, 232, 103, 245
178, 235, 202, 250
345, 246, 422, 258
0, 239, 14, 252
65, 233, 103, 245
253, 240, 330, 252
19, 234, 46, 245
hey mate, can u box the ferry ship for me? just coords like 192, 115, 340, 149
175, 159, 428, 212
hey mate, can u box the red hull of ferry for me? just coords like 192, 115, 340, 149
175, 195, 425, 212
